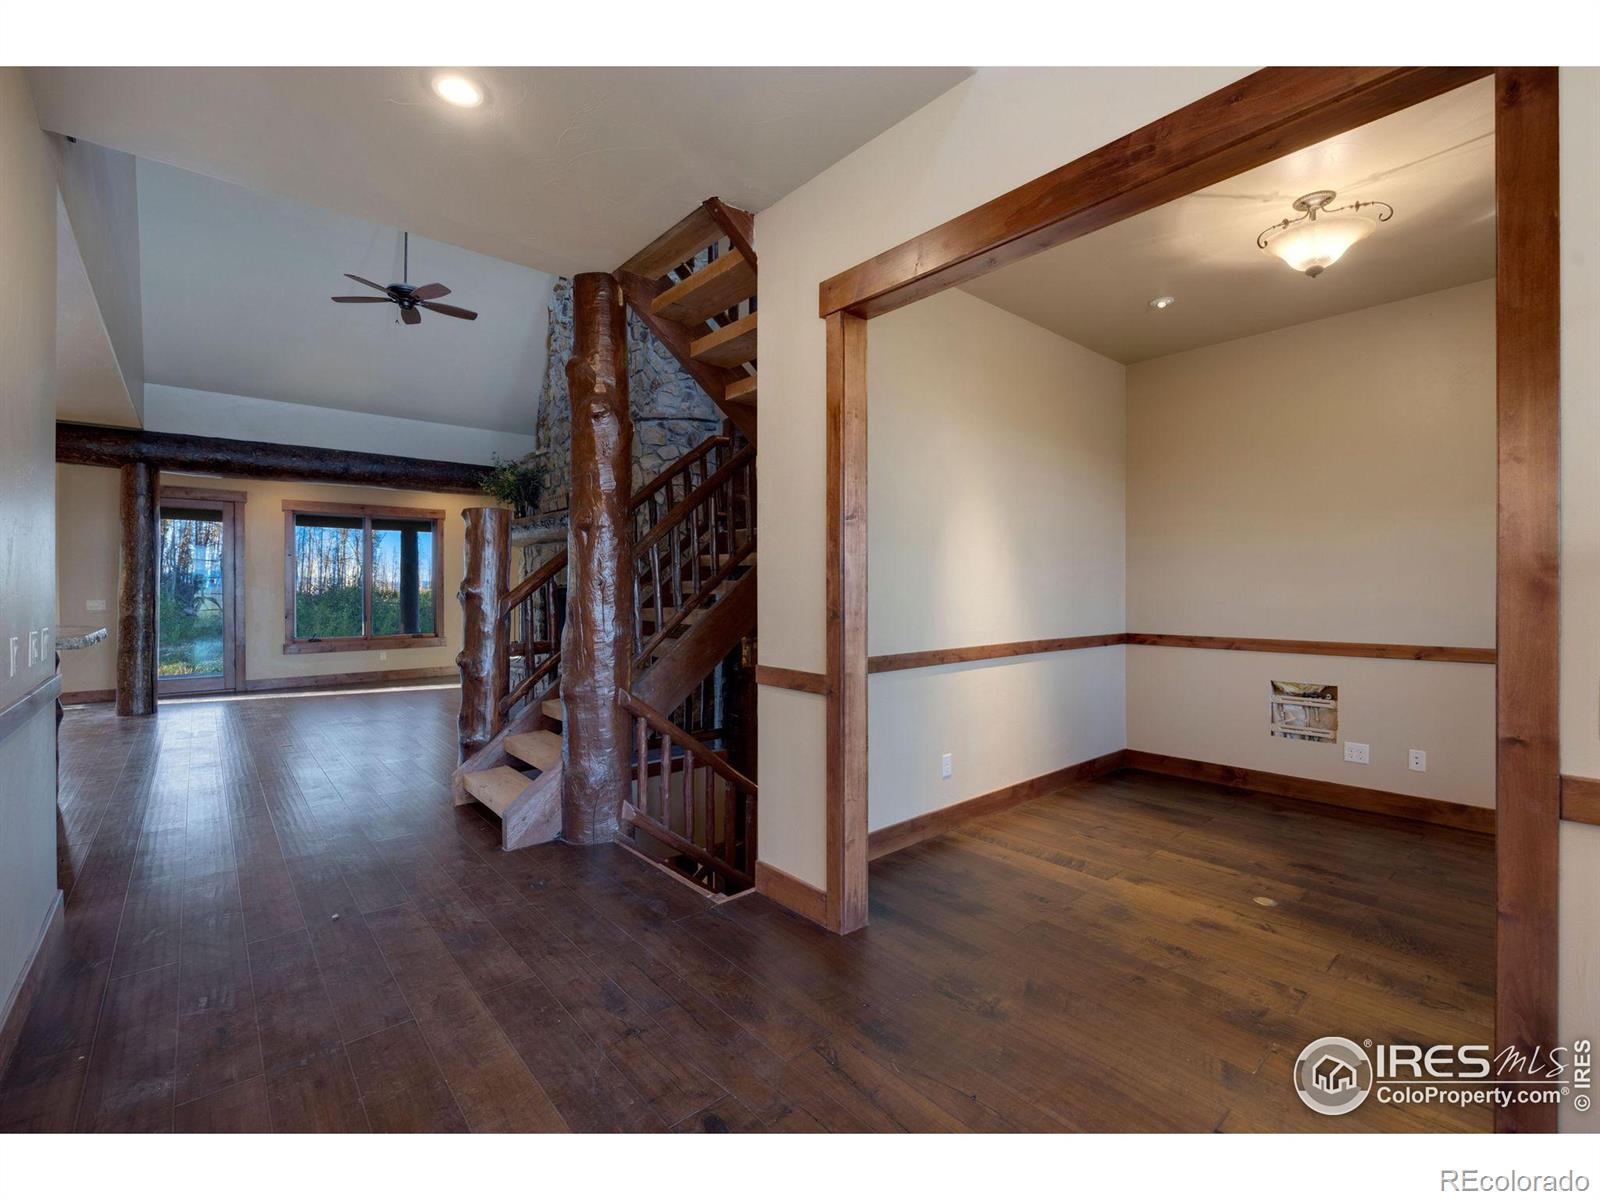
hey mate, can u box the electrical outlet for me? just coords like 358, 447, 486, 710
379, 651, 388, 661
28, 631, 39, 666
940, 753, 953, 780
1343, 741, 1370, 765
1409, 749, 1427, 772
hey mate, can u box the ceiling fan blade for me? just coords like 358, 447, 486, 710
343, 273, 392, 293
418, 300, 478, 321
331, 296, 392, 303
400, 305, 422, 326
410, 283, 451, 300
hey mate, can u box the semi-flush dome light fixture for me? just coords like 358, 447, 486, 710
431, 73, 485, 108
1148, 295, 1176, 310
1257, 190, 1393, 278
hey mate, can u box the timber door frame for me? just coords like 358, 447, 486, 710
815, 67, 1560, 1133
156, 485, 247, 696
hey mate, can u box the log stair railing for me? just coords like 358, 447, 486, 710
621, 689, 757, 894
616, 197, 758, 446
454, 435, 737, 848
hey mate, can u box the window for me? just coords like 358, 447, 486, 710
283, 501, 445, 652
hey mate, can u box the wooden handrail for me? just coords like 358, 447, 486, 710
634, 445, 756, 558
499, 648, 561, 718
619, 689, 757, 794
498, 435, 730, 618
633, 539, 754, 669
630, 435, 729, 510
623, 803, 754, 891
501, 550, 568, 618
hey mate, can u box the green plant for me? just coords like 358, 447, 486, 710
481, 456, 543, 517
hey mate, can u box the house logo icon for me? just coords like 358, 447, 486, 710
1294, 1037, 1374, 1115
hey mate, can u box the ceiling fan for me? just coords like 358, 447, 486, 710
331, 232, 479, 326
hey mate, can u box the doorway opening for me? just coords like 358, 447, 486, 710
157, 487, 243, 696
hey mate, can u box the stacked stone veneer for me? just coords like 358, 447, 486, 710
521, 275, 721, 538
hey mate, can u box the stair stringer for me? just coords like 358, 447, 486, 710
633, 566, 757, 715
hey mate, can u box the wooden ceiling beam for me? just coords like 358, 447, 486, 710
56, 422, 491, 494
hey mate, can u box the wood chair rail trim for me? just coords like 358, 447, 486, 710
754, 665, 830, 694
1559, 775, 1600, 827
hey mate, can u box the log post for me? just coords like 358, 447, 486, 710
116, 461, 158, 716
456, 507, 510, 759
561, 272, 635, 843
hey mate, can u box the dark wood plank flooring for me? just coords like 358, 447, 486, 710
0, 686, 1494, 1132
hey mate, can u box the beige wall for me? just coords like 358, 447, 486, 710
56, 464, 499, 692
1126, 281, 1496, 806
866, 289, 1125, 831
0, 71, 61, 1026
756, 66, 1251, 887
1557, 65, 1600, 1134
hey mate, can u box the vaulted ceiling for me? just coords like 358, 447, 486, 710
134, 158, 557, 435
29, 67, 972, 278
962, 77, 1495, 363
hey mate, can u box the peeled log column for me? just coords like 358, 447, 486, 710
116, 461, 158, 716
457, 507, 510, 758
561, 272, 635, 844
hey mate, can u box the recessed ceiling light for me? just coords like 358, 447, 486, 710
1148, 295, 1176, 310
431, 73, 484, 109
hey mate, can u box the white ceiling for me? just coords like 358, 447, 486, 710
55, 196, 138, 428
135, 158, 557, 434
28, 66, 973, 277
962, 77, 1496, 364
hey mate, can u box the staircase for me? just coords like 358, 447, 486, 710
452, 198, 761, 893
617, 197, 758, 445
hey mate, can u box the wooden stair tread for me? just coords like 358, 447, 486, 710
463, 766, 533, 817
724, 373, 757, 404
620, 206, 724, 279
692, 312, 757, 368
540, 697, 565, 722
503, 730, 562, 772
652, 252, 756, 325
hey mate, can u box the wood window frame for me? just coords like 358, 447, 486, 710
157, 485, 247, 694
811, 67, 1560, 1134
281, 499, 447, 654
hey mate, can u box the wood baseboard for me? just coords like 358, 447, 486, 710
60, 688, 115, 706
240, 667, 459, 694
1560, 775, 1600, 827
0, 889, 64, 1078
867, 748, 1128, 861
1122, 749, 1496, 834
754, 861, 829, 928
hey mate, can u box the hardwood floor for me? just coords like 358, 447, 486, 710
0, 687, 1494, 1132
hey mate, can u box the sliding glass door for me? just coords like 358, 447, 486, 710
157, 495, 241, 695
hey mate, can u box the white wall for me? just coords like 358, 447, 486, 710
143, 384, 536, 465
1557, 65, 1600, 1134
756, 66, 1251, 888
867, 289, 1125, 831
52, 134, 143, 420
1126, 281, 1496, 806
0, 70, 61, 1027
